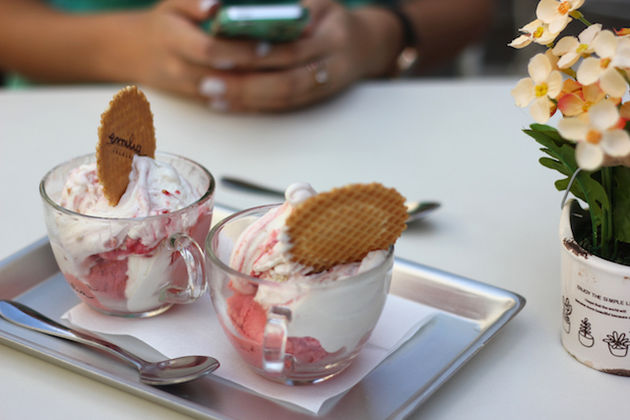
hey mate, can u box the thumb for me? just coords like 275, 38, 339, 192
157, 0, 220, 21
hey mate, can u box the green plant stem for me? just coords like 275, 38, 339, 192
601, 167, 613, 257
570, 10, 592, 26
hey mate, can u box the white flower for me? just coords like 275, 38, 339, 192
552, 24, 602, 68
557, 100, 630, 170
536, 0, 584, 34
577, 30, 630, 98
509, 19, 561, 48
512, 53, 563, 123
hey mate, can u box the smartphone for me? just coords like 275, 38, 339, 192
207, 3, 310, 43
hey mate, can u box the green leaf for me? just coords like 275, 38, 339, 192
522, 124, 610, 245
612, 166, 630, 244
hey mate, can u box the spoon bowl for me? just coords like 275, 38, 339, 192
404, 200, 441, 222
140, 355, 220, 386
0, 300, 219, 386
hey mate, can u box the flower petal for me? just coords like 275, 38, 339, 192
557, 52, 580, 68
592, 30, 617, 58
577, 57, 603, 85
575, 142, 604, 171
549, 15, 571, 34
599, 67, 628, 98
562, 78, 582, 94
512, 78, 535, 107
529, 53, 552, 83
509, 35, 533, 48
571, 0, 585, 9
579, 23, 602, 44
558, 93, 585, 116
558, 116, 589, 140
521, 19, 543, 33
536, 29, 561, 45
601, 130, 630, 157
582, 83, 605, 103
536, 0, 559, 23
531, 97, 553, 123
589, 100, 620, 131
612, 38, 630, 67
552, 36, 578, 55
547, 70, 564, 98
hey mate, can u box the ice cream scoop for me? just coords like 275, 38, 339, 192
0, 300, 219, 386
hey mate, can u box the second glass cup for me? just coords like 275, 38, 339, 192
205, 204, 394, 384
40, 152, 214, 318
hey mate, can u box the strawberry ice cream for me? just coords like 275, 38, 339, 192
220, 183, 390, 379
46, 154, 213, 315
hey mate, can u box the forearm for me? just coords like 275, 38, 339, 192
350, 7, 405, 78
0, 0, 141, 83
400, 0, 494, 71
349, 0, 493, 79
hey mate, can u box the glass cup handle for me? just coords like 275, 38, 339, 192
263, 306, 291, 373
161, 232, 207, 304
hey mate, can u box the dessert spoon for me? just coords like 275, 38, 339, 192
0, 300, 219, 386
221, 176, 441, 222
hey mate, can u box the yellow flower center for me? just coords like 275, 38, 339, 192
533, 26, 545, 39
535, 83, 549, 97
600, 57, 611, 68
582, 102, 592, 113
576, 43, 589, 54
558, 1, 571, 15
586, 129, 602, 144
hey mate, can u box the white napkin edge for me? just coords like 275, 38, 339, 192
62, 294, 436, 414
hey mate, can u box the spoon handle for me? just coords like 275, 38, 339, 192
221, 176, 284, 197
0, 300, 144, 369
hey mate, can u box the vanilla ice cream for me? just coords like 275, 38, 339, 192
226, 183, 390, 355
47, 154, 211, 314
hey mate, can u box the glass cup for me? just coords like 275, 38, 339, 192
40, 152, 214, 318
205, 204, 394, 384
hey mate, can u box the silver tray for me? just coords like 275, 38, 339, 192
0, 214, 525, 419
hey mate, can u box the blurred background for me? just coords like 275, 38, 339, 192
434, 0, 630, 78
1, 0, 628, 86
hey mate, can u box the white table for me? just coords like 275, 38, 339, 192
0, 80, 627, 419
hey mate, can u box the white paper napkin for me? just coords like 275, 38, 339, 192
63, 293, 435, 414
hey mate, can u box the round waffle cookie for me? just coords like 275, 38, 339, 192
96, 86, 156, 206
285, 183, 407, 272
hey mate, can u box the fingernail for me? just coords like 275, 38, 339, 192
213, 59, 235, 70
200, 0, 218, 13
209, 98, 229, 112
256, 42, 271, 57
199, 77, 226, 96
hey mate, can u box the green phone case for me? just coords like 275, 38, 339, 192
205, 4, 310, 43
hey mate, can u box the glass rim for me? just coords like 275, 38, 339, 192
39, 151, 215, 222
205, 203, 395, 290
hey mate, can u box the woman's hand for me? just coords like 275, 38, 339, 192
194, 0, 404, 112
118, 0, 221, 97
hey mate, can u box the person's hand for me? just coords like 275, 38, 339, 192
119, 0, 221, 98
196, 0, 404, 112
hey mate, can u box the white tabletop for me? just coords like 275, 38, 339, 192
0, 80, 627, 419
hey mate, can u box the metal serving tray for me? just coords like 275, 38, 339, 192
0, 215, 525, 419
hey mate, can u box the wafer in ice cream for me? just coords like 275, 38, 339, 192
96, 86, 156, 205
285, 183, 407, 272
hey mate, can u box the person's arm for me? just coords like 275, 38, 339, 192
398, 0, 494, 72
0, 0, 216, 96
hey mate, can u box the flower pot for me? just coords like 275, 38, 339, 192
560, 199, 630, 376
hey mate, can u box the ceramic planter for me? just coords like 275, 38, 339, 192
560, 199, 630, 376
